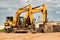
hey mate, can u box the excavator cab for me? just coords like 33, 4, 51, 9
18, 17, 24, 25
4, 16, 25, 33
5, 16, 24, 26
4, 17, 13, 26
6, 17, 13, 22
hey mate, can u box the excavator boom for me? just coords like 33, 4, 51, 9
13, 4, 32, 26
13, 8, 28, 26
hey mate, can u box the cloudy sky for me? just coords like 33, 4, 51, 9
0, 0, 60, 26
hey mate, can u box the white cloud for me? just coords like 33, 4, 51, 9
46, 0, 52, 2
56, 11, 60, 14
55, 4, 60, 8
0, 0, 28, 9
48, 8, 54, 11
21, 0, 28, 2
0, 26, 4, 30
0, 2, 19, 8
21, 0, 33, 3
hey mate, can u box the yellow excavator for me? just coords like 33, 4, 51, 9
4, 4, 53, 33
4, 5, 30, 33
24, 4, 47, 25
24, 4, 50, 33
24, 4, 53, 33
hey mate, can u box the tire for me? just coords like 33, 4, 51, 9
43, 25, 53, 33
4, 28, 10, 33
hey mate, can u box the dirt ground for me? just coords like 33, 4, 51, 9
0, 32, 60, 40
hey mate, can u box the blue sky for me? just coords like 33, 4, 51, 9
0, 0, 60, 26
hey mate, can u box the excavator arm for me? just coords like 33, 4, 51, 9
32, 8, 42, 13
24, 4, 47, 25
13, 8, 28, 26
13, 4, 34, 26
13, 4, 47, 26
24, 4, 34, 25
32, 4, 47, 23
